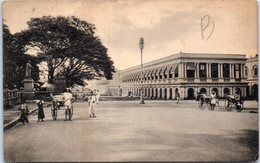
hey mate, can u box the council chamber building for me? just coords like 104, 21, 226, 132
96, 52, 258, 100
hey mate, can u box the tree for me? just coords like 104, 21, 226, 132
3, 23, 40, 89
17, 16, 115, 87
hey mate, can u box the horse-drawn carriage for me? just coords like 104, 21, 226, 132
224, 95, 244, 112
50, 95, 73, 120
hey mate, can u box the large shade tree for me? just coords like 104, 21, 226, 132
3, 23, 40, 89
16, 16, 115, 87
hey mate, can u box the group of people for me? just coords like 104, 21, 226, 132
18, 88, 101, 125
18, 98, 45, 126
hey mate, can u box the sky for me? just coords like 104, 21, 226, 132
3, 0, 258, 70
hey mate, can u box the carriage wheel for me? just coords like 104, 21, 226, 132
224, 98, 232, 111
51, 102, 58, 120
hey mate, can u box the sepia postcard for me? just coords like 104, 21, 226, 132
3, 0, 258, 162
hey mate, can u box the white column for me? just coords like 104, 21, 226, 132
178, 63, 182, 78
206, 63, 209, 78
241, 64, 244, 78
232, 64, 234, 78
209, 63, 211, 78
221, 64, 223, 78
195, 63, 197, 78
184, 63, 186, 78
181, 62, 184, 78
218, 63, 221, 78
196, 63, 200, 78
229, 64, 232, 78
172, 88, 175, 99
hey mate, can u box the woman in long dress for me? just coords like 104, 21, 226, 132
37, 99, 45, 122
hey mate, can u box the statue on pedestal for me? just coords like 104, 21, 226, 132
25, 61, 33, 79
23, 60, 35, 100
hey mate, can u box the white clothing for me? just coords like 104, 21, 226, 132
88, 95, 96, 116
96, 92, 101, 104
63, 92, 73, 108
210, 93, 217, 104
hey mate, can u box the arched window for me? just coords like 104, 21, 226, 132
224, 88, 230, 95
252, 65, 258, 76
200, 88, 207, 94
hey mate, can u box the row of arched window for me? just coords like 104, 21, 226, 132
122, 64, 178, 82
244, 65, 258, 77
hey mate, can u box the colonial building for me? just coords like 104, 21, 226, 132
245, 54, 258, 99
120, 52, 248, 99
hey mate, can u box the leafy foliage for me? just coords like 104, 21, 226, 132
17, 16, 115, 87
3, 23, 40, 89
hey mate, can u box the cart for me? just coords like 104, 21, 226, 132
224, 95, 244, 112
51, 95, 73, 120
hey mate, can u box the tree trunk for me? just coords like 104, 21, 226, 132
48, 66, 55, 84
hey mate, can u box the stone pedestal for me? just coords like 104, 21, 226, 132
23, 79, 35, 100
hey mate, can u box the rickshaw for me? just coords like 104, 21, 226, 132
224, 95, 244, 112
198, 94, 212, 110
51, 95, 73, 120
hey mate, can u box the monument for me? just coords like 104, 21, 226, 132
23, 61, 35, 100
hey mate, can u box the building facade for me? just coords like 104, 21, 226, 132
245, 55, 258, 99
120, 52, 248, 99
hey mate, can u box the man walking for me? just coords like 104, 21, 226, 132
63, 88, 73, 121
88, 91, 96, 118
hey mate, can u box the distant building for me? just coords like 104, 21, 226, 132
245, 54, 258, 99
96, 52, 258, 99
120, 52, 248, 99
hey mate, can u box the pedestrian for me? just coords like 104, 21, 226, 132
63, 88, 73, 121
210, 91, 217, 110
37, 98, 45, 122
176, 92, 180, 104
18, 100, 30, 126
96, 90, 101, 104
88, 91, 96, 118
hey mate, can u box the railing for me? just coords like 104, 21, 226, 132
3, 89, 22, 108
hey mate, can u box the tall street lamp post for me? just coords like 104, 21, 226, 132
139, 37, 145, 104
